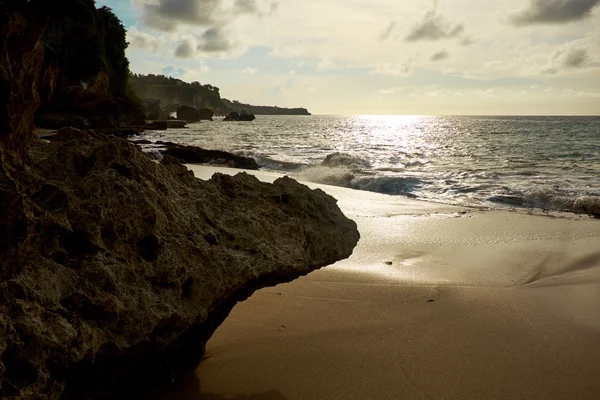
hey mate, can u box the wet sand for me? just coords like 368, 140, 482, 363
149, 166, 600, 400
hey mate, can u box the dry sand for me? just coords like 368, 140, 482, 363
150, 165, 600, 400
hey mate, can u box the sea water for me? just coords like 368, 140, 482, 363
138, 115, 600, 215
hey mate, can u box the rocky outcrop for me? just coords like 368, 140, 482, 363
176, 105, 201, 123
34, 113, 92, 130
157, 141, 260, 170
224, 111, 256, 122
0, 128, 359, 399
176, 106, 214, 122
0, 4, 360, 399
198, 108, 214, 121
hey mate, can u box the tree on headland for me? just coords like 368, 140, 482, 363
128, 74, 226, 112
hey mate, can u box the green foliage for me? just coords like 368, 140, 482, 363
128, 74, 227, 111
221, 99, 311, 115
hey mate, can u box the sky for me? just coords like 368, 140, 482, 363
97, 0, 600, 115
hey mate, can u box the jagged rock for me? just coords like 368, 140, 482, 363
0, 4, 359, 399
224, 111, 256, 122
0, 128, 359, 399
157, 141, 260, 170
176, 105, 201, 123
145, 121, 168, 130
198, 108, 214, 121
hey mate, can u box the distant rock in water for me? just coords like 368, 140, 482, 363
177, 105, 214, 122
224, 111, 256, 121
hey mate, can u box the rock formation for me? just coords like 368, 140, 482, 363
224, 111, 256, 122
0, 3, 359, 399
176, 105, 201, 123
157, 141, 260, 170
176, 105, 214, 123
198, 108, 214, 121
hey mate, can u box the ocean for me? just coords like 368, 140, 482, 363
137, 115, 600, 216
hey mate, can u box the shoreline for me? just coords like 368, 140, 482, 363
189, 164, 597, 221
148, 165, 600, 399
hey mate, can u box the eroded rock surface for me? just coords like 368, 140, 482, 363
0, 128, 359, 399
0, 3, 359, 398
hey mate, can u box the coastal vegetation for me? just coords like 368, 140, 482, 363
221, 99, 311, 116
129, 73, 311, 117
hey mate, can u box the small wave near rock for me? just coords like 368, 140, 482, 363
321, 152, 371, 170
489, 187, 600, 217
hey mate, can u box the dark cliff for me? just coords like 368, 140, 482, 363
28, 0, 144, 128
0, 2, 358, 399
221, 99, 311, 115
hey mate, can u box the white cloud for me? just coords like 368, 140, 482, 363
127, 27, 165, 53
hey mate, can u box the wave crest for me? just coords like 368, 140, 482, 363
321, 152, 371, 170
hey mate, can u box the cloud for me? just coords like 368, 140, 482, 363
197, 27, 238, 53
430, 49, 449, 61
405, 5, 465, 41
126, 27, 165, 53
542, 41, 592, 74
138, 0, 275, 31
378, 21, 397, 41
174, 36, 197, 58
510, 0, 600, 25
235, 0, 258, 14
563, 48, 588, 67
141, 0, 222, 31
241, 67, 259, 74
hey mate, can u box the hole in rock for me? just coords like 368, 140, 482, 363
138, 234, 160, 262
61, 231, 99, 257
181, 276, 193, 298
101, 224, 118, 249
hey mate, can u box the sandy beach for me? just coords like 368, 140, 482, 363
151, 165, 600, 400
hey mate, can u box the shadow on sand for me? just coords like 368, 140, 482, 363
144, 371, 289, 400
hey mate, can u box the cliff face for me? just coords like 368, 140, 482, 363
28, 0, 145, 128
0, 3, 359, 399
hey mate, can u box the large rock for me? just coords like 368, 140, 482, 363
0, 4, 359, 399
0, 128, 359, 399
224, 111, 256, 122
176, 105, 200, 123
34, 113, 92, 130
198, 108, 214, 121
158, 141, 260, 170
